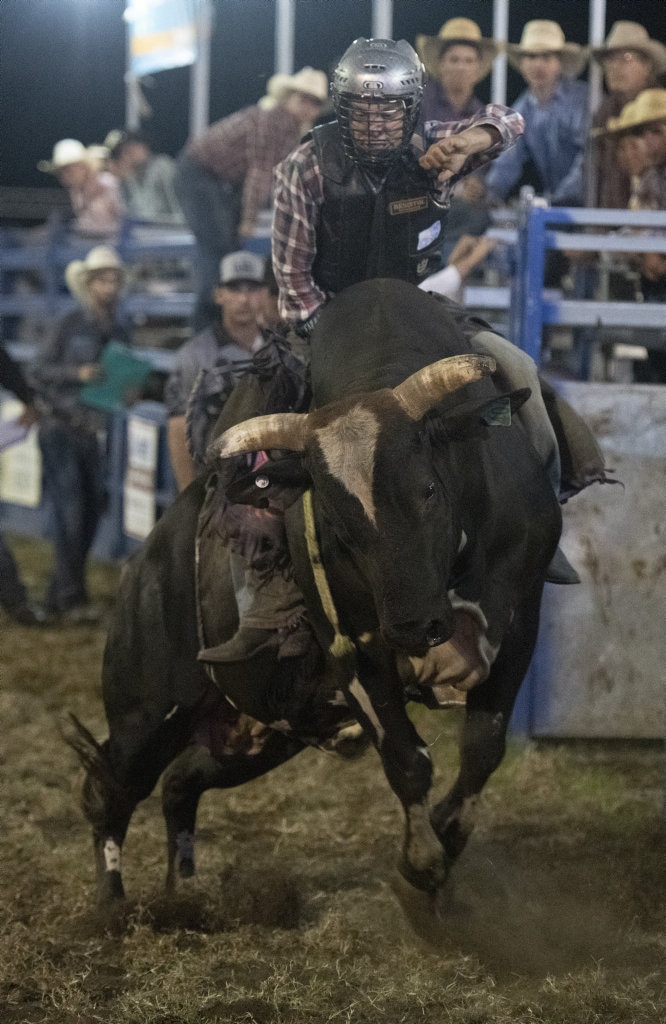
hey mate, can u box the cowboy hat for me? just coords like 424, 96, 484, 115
591, 21, 666, 76
266, 66, 328, 104
416, 18, 499, 82
606, 88, 666, 134
38, 138, 90, 174
507, 20, 589, 79
65, 246, 126, 306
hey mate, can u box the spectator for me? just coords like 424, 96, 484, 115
104, 129, 185, 225
605, 88, 666, 382
31, 247, 131, 622
415, 18, 500, 251
485, 20, 589, 208
174, 67, 328, 330
0, 345, 48, 626
416, 18, 499, 125
164, 251, 270, 491
37, 138, 125, 236
589, 22, 666, 210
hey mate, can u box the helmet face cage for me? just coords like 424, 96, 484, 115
332, 38, 424, 168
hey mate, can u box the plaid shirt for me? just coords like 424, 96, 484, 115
272, 105, 524, 325
187, 104, 308, 235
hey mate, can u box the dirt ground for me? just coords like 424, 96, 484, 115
1, 535, 664, 1024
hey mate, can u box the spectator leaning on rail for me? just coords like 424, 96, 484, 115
31, 247, 131, 623
38, 138, 125, 237
415, 18, 501, 254
174, 67, 328, 331
104, 129, 185, 225
484, 20, 590, 210
201, 38, 609, 665
588, 22, 666, 210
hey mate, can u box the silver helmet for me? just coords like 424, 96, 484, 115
331, 38, 424, 169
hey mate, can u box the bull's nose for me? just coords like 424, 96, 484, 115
426, 621, 447, 647
383, 618, 452, 655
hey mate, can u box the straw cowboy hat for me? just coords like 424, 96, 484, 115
591, 21, 666, 77
65, 246, 126, 306
266, 66, 328, 104
38, 138, 91, 174
507, 20, 589, 79
416, 18, 499, 82
606, 88, 666, 134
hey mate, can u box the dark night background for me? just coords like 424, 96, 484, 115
1, 0, 663, 190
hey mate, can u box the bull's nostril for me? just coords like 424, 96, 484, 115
426, 622, 445, 647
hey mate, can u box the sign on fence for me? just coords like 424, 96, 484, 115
0, 399, 41, 508
123, 412, 159, 540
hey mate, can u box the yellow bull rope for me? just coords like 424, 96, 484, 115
302, 489, 356, 661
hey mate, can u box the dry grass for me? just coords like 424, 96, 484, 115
1, 534, 664, 1024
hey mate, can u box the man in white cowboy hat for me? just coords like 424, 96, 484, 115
604, 89, 666, 382
174, 67, 328, 331
589, 22, 666, 210
415, 17, 501, 253
38, 138, 124, 236
416, 18, 499, 126
31, 246, 132, 622
485, 20, 589, 209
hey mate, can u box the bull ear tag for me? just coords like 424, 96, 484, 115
255, 475, 270, 489
481, 396, 512, 427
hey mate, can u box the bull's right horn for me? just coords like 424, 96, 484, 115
393, 354, 496, 421
208, 412, 310, 460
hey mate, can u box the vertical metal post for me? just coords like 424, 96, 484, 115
275, 0, 295, 75
491, 0, 509, 106
585, 0, 607, 207
189, 0, 213, 139
511, 189, 548, 364
371, 0, 393, 39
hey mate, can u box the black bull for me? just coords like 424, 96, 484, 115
69, 279, 563, 916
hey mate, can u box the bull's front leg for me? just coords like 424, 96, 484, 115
349, 636, 450, 895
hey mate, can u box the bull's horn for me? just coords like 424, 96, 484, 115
208, 412, 310, 460
392, 354, 496, 421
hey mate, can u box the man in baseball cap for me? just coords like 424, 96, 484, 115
164, 250, 269, 491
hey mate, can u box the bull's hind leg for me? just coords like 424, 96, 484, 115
162, 732, 304, 892
430, 595, 542, 863
67, 712, 195, 903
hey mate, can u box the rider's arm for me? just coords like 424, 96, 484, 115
272, 140, 328, 330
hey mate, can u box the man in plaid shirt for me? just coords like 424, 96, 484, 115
175, 67, 328, 330
272, 38, 524, 335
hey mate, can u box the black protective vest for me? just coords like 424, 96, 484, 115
311, 121, 448, 294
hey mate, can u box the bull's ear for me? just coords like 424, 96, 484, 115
433, 388, 531, 441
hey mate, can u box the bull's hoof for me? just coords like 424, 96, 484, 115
178, 857, 195, 879
389, 870, 449, 948
98, 869, 125, 903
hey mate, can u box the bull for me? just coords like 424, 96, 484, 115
69, 279, 575, 922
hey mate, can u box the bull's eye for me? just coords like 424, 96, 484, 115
424, 481, 436, 502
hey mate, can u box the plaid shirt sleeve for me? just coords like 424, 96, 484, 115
422, 103, 525, 196
272, 141, 328, 326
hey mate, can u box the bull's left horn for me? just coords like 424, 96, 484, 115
208, 412, 310, 460
393, 354, 496, 421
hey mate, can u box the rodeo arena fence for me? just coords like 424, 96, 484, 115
1, 195, 665, 749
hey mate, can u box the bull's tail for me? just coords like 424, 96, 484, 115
61, 713, 133, 832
